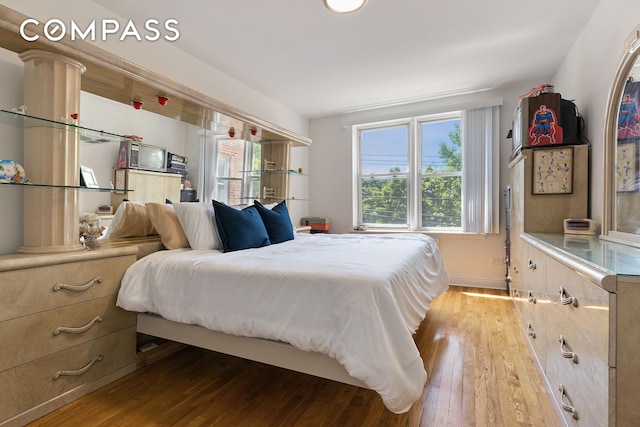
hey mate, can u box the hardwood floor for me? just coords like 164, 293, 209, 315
28, 286, 561, 427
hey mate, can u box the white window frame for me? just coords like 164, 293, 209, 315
206, 136, 259, 205
354, 118, 412, 229
416, 111, 463, 231
353, 106, 499, 234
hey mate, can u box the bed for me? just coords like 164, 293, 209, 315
112, 200, 449, 413
117, 231, 448, 413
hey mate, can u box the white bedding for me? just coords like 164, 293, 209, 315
117, 233, 449, 413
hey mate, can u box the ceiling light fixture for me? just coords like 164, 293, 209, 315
324, 0, 368, 14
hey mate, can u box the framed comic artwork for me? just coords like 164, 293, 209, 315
532, 147, 573, 195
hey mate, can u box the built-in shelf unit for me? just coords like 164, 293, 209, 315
0, 109, 132, 192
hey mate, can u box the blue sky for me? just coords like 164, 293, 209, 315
360, 119, 459, 175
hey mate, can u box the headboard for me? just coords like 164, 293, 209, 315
112, 169, 182, 211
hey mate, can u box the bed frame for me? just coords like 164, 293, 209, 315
136, 313, 368, 388
119, 238, 369, 389
106, 239, 367, 387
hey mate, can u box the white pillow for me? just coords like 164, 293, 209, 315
173, 202, 222, 250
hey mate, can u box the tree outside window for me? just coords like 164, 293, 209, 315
357, 113, 462, 230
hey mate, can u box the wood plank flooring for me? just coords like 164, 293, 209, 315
28, 286, 562, 427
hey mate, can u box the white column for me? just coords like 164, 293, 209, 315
18, 49, 86, 253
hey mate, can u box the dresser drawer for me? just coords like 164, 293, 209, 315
521, 290, 547, 368
511, 286, 526, 318
544, 257, 610, 358
545, 312, 608, 426
510, 250, 531, 318
0, 255, 133, 322
0, 327, 136, 422
0, 295, 135, 372
524, 244, 546, 292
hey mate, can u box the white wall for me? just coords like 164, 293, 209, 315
308, 1, 640, 288
309, 86, 537, 289
552, 0, 640, 225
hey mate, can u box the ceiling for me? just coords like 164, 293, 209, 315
94, 0, 602, 119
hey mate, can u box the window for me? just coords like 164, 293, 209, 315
359, 124, 409, 225
354, 106, 499, 233
206, 136, 261, 205
420, 115, 463, 228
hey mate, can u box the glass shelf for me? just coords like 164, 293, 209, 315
1, 109, 134, 191
241, 169, 307, 176
1, 181, 130, 192
240, 196, 308, 202
0, 109, 127, 144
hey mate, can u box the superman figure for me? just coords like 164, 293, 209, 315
619, 93, 638, 128
528, 104, 562, 145
534, 105, 554, 135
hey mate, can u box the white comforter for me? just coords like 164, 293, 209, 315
117, 233, 449, 413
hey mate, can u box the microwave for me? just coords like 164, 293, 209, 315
116, 140, 167, 172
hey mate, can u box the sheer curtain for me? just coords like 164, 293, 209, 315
462, 105, 500, 234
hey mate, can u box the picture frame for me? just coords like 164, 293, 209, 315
532, 147, 573, 195
616, 78, 640, 142
616, 141, 639, 192
80, 165, 99, 188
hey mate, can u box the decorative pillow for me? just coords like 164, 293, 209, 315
173, 202, 223, 250
106, 201, 156, 238
145, 202, 190, 249
212, 200, 270, 252
254, 200, 294, 244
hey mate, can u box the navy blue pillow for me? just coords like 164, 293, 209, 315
254, 200, 294, 244
212, 200, 271, 252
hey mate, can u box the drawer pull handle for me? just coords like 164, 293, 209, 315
53, 316, 103, 336
53, 277, 103, 293
526, 322, 536, 338
558, 385, 579, 420
559, 286, 579, 307
527, 290, 537, 304
53, 355, 103, 380
527, 259, 536, 270
559, 335, 579, 364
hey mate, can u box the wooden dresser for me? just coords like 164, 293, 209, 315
510, 149, 640, 426
0, 247, 138, 426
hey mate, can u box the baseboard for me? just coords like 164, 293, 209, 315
447, 274, 507, 290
